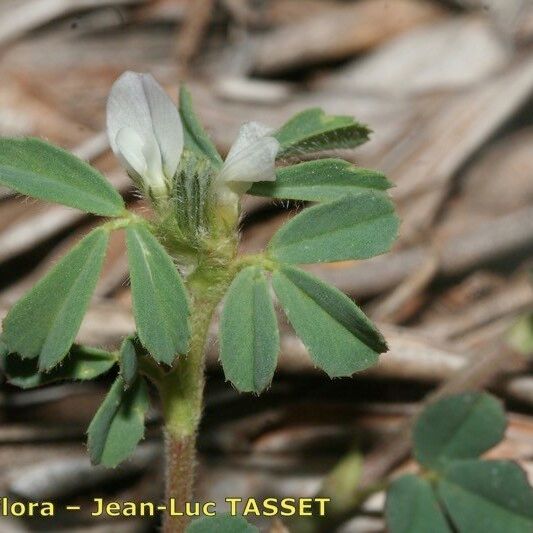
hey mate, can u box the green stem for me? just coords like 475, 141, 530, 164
158, 277, 229, 533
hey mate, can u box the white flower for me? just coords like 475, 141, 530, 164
107, 72, 183, 196
219, 121, 280, 195
107, 71, 279, 212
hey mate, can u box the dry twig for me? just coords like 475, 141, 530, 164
0, 0, 143, 47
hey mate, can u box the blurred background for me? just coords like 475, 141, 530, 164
0, 0, 533, 531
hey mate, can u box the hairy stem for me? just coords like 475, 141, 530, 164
158, 296, 213, 532
163, 433, 196, 533
158, 268, 232, 532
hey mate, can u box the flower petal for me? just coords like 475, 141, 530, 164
142, 132, 167, 193
221, 137, 280, 184
225, 122, 273, 163
115, 127, 147, 179
140, 74, 183, 179
107, 72, 183, 179
221, 122, 280, 185
107, 73, 154, 154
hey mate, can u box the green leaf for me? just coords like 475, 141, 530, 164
3, 346, 116, 389
249, 159, 392, 202
87, 376, 149, 467
179, 86, 222, 168
272, 265, 385, 377
0, 336, 8, 358
414, 392, 506, 470
0, 138, 124, 216
274, 108, 370, 157
186, 514, 258, 533
119, 336, 139, 389
2, 228, 109, 370
269, 193, 399, 264
126, 224, 190, 365
438, 460, 533, 533
220, 266, 279, 393
386, 475, 451, 533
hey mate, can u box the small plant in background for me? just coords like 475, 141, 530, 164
0, 71, 398, 531
387, 392, 533, 533
508, 312, 533, 357
159, 392, 533, 532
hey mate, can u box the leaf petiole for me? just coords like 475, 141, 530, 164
230, 253, 279, 275
100, 211, 147, 232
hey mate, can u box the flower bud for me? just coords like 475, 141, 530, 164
215, 122, 280, 220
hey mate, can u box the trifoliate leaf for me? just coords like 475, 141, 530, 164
272, 265, 386, 377
386, 475, 451, 533
186, 514, 258, 533
87, 376, 149, 467
0, 138, 125, 216
274, 108, 370, 157
269, 193, 398, 264
438, 460, 533, 533
220, 266, 279, 393
119, 336, 139, 389
179, 86, 222, 168
2, 228, 109, 370
249, 159, 391, 202
414, 392, 506, 470
3, 346, 116, 389
126, 224, 190, 365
